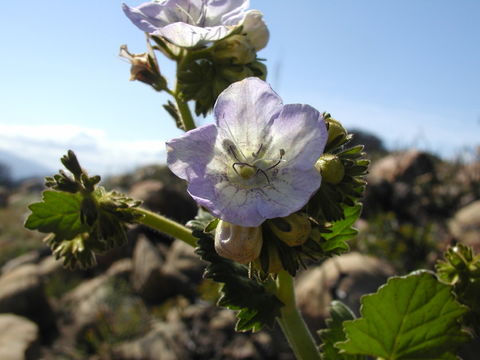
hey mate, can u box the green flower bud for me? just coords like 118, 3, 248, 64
315, 154, 345, 184
268, 213, 311, 247
218, 64, 254, 83
214, 220, 263, 264
325, 116, 347, 146
212, 35, 256, 65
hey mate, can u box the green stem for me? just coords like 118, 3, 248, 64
134, 207, 197, 247
172, 49, 197, 131
276, 270, 321, 360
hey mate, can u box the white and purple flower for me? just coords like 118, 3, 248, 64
122, 0, 269, 50
167, 77, 328, 227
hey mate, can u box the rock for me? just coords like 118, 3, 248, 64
164, 240, 205, 283
223, 335, 261, 359
368, 150, 435, 185
56, 259, 136, 351
0, 264, 57, 342
0, 186, 9, 208
449, 200, 480, 251
131, 235, 174, 303
111, 321, 191, 360
1, 247, 50, 275
296, 252, 395, 332
348, 129, 386, 155
129, 180, 196, 224
0, 314, 40, 360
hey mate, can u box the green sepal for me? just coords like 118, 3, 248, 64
25, 151, 142, 269
436, 244, 480, 336
189, 211, 283, 332
336, 271, 470, 360
318, 301, 365, 360
319, 204, 361, 255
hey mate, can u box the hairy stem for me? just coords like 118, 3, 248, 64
134, 207, 197, 247
276, 270, 321, 360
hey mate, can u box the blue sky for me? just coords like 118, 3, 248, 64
1, 0, 479, 177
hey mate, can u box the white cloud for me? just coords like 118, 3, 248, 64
0, 123, 167, 178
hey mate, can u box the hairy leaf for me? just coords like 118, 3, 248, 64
25, 190, 88, 239
336, 271, 470, 360
318, 301, 365, 360
320, 204, 361, 254
194, 229, 282, 332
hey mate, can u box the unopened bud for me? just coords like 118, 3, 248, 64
325, 116, 347, 146
212, 35, 256, 65
268, 213, 311, 247
315, 154, 345, 184
218, 64, 254, 83
214, 220, 263, 263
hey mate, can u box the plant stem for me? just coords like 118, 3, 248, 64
276, 270, 321, 360
134, 207, 197, 247
173, 49, 197, 131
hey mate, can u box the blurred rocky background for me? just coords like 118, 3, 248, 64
0, 132, 479, 359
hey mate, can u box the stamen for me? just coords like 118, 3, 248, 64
256, 169, 270, 183
252, 144, 263, 158
265, 149, 285, 171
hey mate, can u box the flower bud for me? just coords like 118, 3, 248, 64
218, 64, 254, 83
212, 35, 256, 65
214, 220, 263, 263
325, 116, 347, 146
268, 213, 311, 247
315, 154, 345, 184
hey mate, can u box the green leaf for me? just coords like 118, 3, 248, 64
25, 190, 88, 240
320, 204, 361, 254
318, 301, 365, 360
336, 271, 470, 360
193, 229, 283, 332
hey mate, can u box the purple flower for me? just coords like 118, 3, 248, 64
122, 0, 268, 50
166, 77, 328, 227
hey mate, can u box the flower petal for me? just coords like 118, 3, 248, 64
158, 22, 231, 48
266, 104, 328, 171
122, 3, 169, 33
256, 167, 321, 219
166, 123, 217, 182
205, 0, 249, 26
213, 77, 283, 155
224, 9, 269, 50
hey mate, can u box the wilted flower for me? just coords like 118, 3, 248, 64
167, 77, 328, 227
122, 0, 268, 49
119, 39, 165, 89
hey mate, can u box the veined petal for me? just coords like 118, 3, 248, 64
166, 123, 217, 182
214, 77, 283, 155
266, 104, 328, 170
205, 0, 249, 26
122, 3, 169, 33
257, 167, 321, 219
158, 22, 231, 48
224, 9, 269, 51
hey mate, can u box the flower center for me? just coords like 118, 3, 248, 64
228, 144, 285, 185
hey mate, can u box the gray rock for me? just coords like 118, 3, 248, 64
0, 314, 39, 360
111, 321, 191, 360
449, 200, 480, 251
1, 248, 50, 275
296, 252, 395, 332
164, 240, 205, 283
0, 264, 56, 340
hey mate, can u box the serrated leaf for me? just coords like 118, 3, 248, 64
336, 271, 470, 360
25, 190, 88, 240
320, 204, 361, 254
193, 230, 283, 332
318, 301, 365, 360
